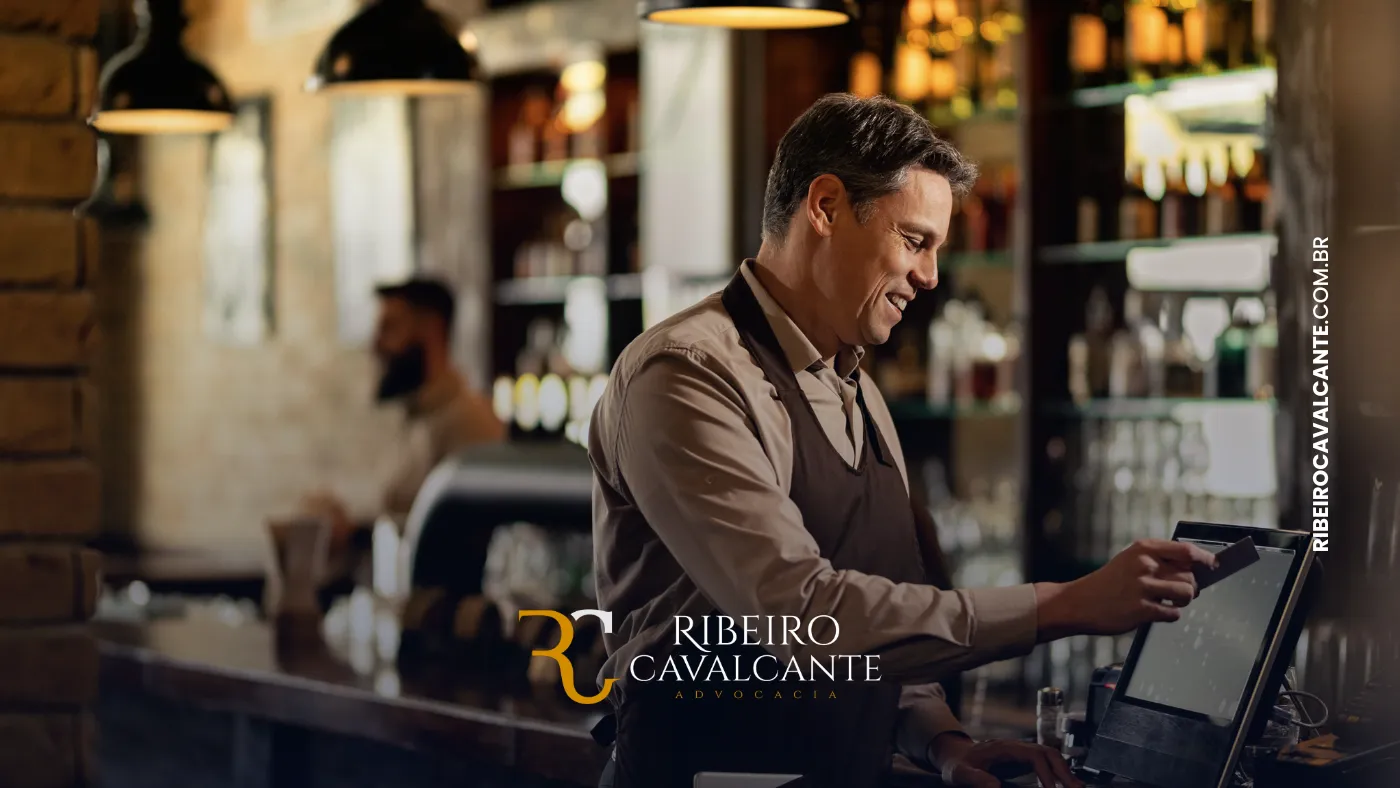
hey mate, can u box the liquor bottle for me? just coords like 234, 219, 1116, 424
991, 5, 1018, 110
1253, 0, 1275, 68
1239, 148, 1269, 233
1203, 0, 1230, 72
541, 118, 569, 163
962, 194, 990, 252
950, 13, 978, 120
1110, 290, 1162, 398
1182, 1, 1205, 69
928, 50, 958, 119
1108, 318, 1140, 399
848, 24, 884, 98
1160, 297, 1202, 397
894, 39, 933, 104
976, 21, 999, 110
1163, 1, 1186, 77
1070, 0, 1109, 89
1227, 0, 1257, 69
1214, 298, 1254, 398
1104, 0, 1128, 84
508, 88, 550, 167
984, 166, 1012, 250
1068, 335, 1092, 404
1159, 175, 1185, 239
1084, 287, 1114, 398
1131, 291, 1166, 397
1126, 0, 1167, 82
626, 93, 641, 153
1204, 179, 1241, 236
1246, 291, 1277, 399
1119, 169, 1159, 241
1077, 194, 1101, 244
927, 311, 954, 406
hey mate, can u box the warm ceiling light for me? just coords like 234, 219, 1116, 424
89, 0, 233, 135
560, 60, 607, 93
640, 0, 851, 29
308, 0, 476, 95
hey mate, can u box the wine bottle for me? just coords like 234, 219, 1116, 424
1204, 0, 1230, 72
1164, 1, 1186, 77
1253, 0, 1275, 68
1182, 2, 1205, 69
1070, 0, 1109, 89
1214, 299, 1253, 398
1077, 195, 1101, 244
849, 23, 884, 98
1247, 291, 1277, 399
1084, 287, 1114, 399
1127, 0, 1167, 82
1130, 291, 1166, 397
1227, 0, 1257, 69
1104, 0, 1128, 84
1239, 148, 1269, 233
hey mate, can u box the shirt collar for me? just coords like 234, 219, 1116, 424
739, 260, 865, 381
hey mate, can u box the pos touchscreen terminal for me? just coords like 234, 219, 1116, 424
1083, 522, 1318, 788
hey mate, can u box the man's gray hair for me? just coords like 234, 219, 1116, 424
760, 93, 979, 244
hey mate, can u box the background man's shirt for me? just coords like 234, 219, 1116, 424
382, 371, 505, 519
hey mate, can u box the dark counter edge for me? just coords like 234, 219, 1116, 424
98, 638, 610, 786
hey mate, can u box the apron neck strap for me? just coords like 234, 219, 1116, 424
720, 272, 802, 394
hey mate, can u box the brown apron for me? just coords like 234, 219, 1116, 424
600, 272, 934, 788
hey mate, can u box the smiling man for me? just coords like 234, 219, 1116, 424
588, 94, 1215, 788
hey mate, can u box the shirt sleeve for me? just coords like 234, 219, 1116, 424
895, 683, 966, 770
607, 348, 1039, 684
381, 420, 437, 518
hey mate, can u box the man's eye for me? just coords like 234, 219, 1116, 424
904, 235, 921, 251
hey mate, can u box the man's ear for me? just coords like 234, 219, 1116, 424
803, 174, 846, 238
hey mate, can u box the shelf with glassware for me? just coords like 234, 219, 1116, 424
848, 5, 1030, 700
487, 50, 641, 445
855, 0, 1027, 424
1016, 0, 1286, 702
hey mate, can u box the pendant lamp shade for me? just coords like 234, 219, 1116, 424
640, 0, 852, 29
307, 0, 476, 95
90, 0, 234, 135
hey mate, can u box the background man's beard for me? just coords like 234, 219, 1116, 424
375, 345, 427, 402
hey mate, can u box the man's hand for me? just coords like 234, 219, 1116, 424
930, 732, 1082, 788
1035, 539, 1218, 640
300, 490, 352, 550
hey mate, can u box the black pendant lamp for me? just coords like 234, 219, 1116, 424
307, 0, 476, 95
640, 0, 852, 29
89, 0, 234, 135
75, 136, 151, 227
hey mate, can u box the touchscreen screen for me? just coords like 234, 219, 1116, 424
1123, 539, 1296, 720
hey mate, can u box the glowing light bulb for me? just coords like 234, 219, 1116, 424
1185, 152, 1207, 197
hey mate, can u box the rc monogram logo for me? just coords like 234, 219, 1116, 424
517, 609, 618, 705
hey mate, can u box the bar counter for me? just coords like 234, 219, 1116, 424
94, 618, 961, 788
96, 617, 608, 788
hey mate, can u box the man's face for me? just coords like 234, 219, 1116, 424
373, 297, 418, 361
373, 297, 429, 402
813, 167, 953, 348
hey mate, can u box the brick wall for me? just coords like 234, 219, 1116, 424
0, 1, 104, 785
108, 0, 407, 559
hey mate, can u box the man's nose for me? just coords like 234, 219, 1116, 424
910, 260, 938, 291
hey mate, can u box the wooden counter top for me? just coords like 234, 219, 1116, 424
96, 618, 610, 785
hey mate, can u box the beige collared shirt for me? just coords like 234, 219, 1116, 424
589, 261, 1040, 767
382, 371, 506, 518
